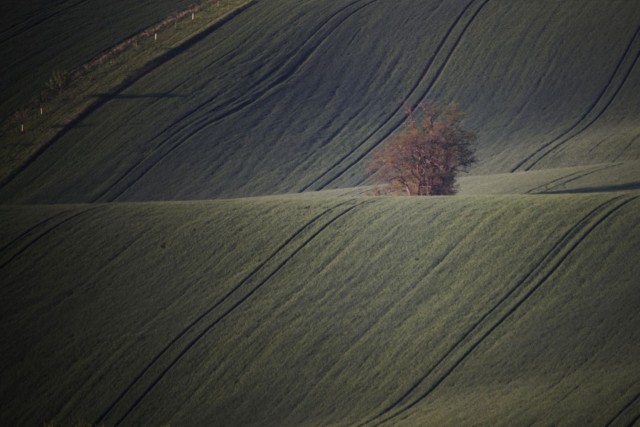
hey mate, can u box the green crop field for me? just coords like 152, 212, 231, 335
0, 0, 639, 426
1, 194, 639, 425
1, 0, 200, 118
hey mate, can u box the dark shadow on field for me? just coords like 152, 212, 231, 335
541, 182, 640, 194
52, 123, 92, 129
91, 92, 183, 99
0, 2, 257, 191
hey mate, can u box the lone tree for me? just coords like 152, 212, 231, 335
367, 102, 476, 195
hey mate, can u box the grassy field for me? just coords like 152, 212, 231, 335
1, 193, 639, 426
0, 0, 639, 426
0, 0, 205, 118
1, 0, 639, 203
0, 0, 251, 185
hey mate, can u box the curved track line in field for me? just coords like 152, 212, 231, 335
524, 163, 621, 194
613, 133, 640, 162
0, 210, 68, 256
530, 49, 640, 169
367, 195, 637, 426
0, 0, 92, 45
0, 2, 258, 192
97, 0, 378, 202
288, 202, 508, 427
361, 197, 624, 425
511, 24, 640, 172
111, 202, 366, 426
302, 0, 490, 192
606, 392, 640, 427
145, 0, 374, 145
96, 201, 365, 426
94, 205, 337, 424
0, 207, 98, 270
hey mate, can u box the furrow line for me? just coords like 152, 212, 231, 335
146, 0, 372, 148
371, 195, 637, 426
526, 47, 640, 170
350, 202, 515, 427
524, 167, 599, 194
0, 209, 68, 256
512, 24, 640, 172
613, 133, 640, 162
95, 204, 338, 424
299, 0, 480, 192
0, 1, 258, 191
367, 195, 621, 425
98, 0, 378, 202
97, 201, 364, 426
0, 0, 92, 45
606, 392, 640, 427
303, 0, 490, 192
0, 206, 98, 270
525, 163, 619, 194
110, 201, 366, 426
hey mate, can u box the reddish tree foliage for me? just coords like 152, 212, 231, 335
367, 103, 476, 195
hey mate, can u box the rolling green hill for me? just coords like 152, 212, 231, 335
1, 1, 639, 426
1, 0, 639, 203
1, 193, 639, 426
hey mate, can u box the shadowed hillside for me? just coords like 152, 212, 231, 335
1, 0, 639, 203
0, 0, 197, 118
1, 194, 639, 426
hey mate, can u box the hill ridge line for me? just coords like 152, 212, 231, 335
525, 163, 622, 194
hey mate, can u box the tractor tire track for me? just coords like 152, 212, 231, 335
529, 48, 640, 169
512, 24, 640, 172
0, 0, 92, 45
525, 163, 620, 194
145, 0, 375, 147
301, 0, 490, 192
0, 1, 258, 192
368, 194, 637, 426
0, 209, 68, 256
288, 201, 508, 427
361, 195, 625, 425
94, 204, 339, 424
96, 0, 378, 202
613, 133, 640, 162
96, 200, 365, 426
0, 206, 98, 270
606, 392, 640, 427
111, 202, 366, 426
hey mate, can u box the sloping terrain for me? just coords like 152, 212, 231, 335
1, 194, 639, 426
0, 0, 197, 118
1, 0, 639, 203
1, 1, 639, 426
